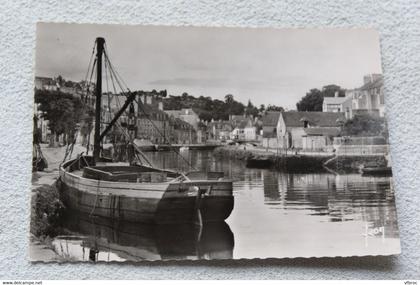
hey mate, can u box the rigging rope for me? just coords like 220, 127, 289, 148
62, 42, 96, 164
62, 41, 196, 171
103, 47, 197, 171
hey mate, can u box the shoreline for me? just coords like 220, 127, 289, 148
213, 145, 387, 173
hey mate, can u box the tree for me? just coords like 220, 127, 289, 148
225, 94, 234, 118
322, 84, 345, 98
163, 92, 245, 121
245, 100, 259, 117
266, 105, 284, 112
224, 94, 234, 104
35, 89, 91, 146
297, 84, 347, 111
342, 114, 387, 137
296, 89, 323, 111
56, 75, 64, 86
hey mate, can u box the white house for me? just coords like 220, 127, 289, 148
347, 74, 385, 118
231, 118, 256, 141
322, 95, 353, 119
261, 111, 281, 149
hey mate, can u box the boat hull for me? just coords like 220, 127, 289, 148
59, 159, 234, 224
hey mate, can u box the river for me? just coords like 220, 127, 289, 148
46, 149, 400, 261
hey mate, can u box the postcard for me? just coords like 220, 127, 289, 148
30, 23, 400, 262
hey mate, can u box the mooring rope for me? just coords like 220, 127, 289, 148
89, 179, 101, 218
103, 46, 197, 171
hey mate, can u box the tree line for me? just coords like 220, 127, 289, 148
163, 92, 284, 121
296, 84, 346, 111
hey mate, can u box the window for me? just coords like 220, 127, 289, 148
303, 121, 309, 128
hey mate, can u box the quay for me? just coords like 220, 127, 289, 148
213, 145, 388, 173
153, 144, 222, 151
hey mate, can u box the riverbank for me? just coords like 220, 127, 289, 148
214, 145, 387, 173
30, 144, 86, 260
32, 144, 86, 233
153, 143, 221, 151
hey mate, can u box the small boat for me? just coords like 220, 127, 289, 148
59, 37, 234, 224
179, 146, 189, 152
246, 157, 273, 168
360, 166, 393, 176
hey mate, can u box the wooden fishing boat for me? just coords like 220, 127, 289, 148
59, 37, 234, 224
59, 156, 234, 224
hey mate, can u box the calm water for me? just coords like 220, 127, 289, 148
49, 150, 400, 261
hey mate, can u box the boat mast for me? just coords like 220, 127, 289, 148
93, 37, 105, 163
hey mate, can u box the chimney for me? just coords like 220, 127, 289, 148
363, 74, 372, 84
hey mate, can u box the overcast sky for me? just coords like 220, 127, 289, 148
36, 23, 382, 110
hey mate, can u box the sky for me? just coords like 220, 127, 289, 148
36, 23, 382, 110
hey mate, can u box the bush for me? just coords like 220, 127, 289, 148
342, 114, 388, 137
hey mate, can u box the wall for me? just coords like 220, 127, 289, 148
262, 137, 279, 149
0, 0, 419, 280
302, 136, 327, 150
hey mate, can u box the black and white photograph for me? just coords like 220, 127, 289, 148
30, 23, 400, 262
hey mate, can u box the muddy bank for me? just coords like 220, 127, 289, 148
324, 155, 387, 173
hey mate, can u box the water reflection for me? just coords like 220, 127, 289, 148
261, 172, 399, 236
52, 215, 234, 262
143, 150, 400, 258
48, 150, 400, 260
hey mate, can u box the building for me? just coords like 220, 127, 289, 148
207, 120, 233, 142
164, 108, 200, 130
34, 76, 59, 143
230, 120, 254, 141
35, 76, 87, 96
138, 91, 164, 112
277, 112, 345, 150
302, 127, 341, 151
137, 103, 172, 144
322, 95, 353, 119
196, 122, 208, 144
172, 118, 197, 144
228, 115, 257, 141
136, 92, 169, 144
347, 74, 385, 117
33, 104, 50, 143
230, 117, 256, 141
34, 76, 59, 91
136, 93, 197, 144
261, 111, 281, 149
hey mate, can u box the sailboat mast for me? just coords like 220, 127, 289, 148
93, 37, 105, 162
